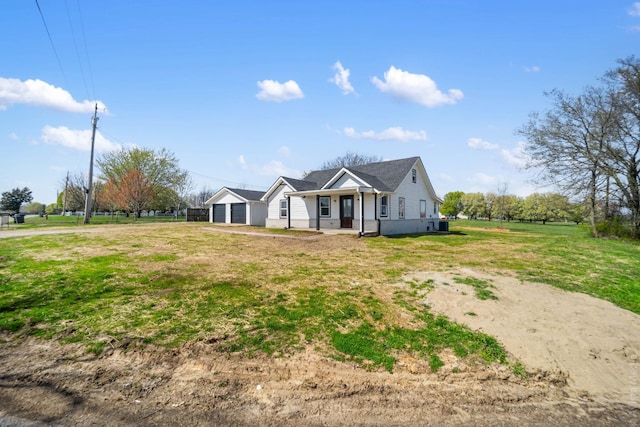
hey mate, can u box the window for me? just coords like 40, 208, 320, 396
399, 197, 405, 219
420, 200, 426, 218
279, 199, 287, 218
380, 195, 388, 217
320, 196, 330, 217
434, 203, 437, 214
412, 169, 416, 183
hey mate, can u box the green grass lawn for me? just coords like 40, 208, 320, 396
0, 219, 637, 374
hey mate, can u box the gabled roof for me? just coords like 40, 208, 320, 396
228, 188, 265, 201
205, 187, 265, 205
261, 156, 429, 200
304, 156, 420, 192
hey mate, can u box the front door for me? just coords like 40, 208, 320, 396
340, 195, 354, 228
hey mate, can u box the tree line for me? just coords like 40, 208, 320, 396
440, 190, 586, 225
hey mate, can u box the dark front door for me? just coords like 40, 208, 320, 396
340, 195, 354, 228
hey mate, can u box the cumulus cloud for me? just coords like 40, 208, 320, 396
259, 160, 301, 177
256, 79, 304, 102
371, 66, 463, 107
0, 77, 107, 113
343, 126, 427, 142
41, 125, 121, 153
467, 137, 498, 150
501, 141, 529, 168
330, 61, 356, 95
524, 65, 541, 73
629, 2, 640, 16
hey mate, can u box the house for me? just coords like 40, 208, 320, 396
261, 156, 443, 236
205, 187, 267, 226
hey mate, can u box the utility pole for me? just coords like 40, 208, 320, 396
83, 104, 99, 224
62, 171, 69, 216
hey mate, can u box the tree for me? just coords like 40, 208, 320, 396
58, 173, 89, 213
460, 192, 486, 220
518, 56, 640, 239
320, 151, 383, 170
0, 187, 33, 213
601, 56, 640, 238
97, 147, 190, 217
24, 202, 45, 215
440, 191, 464, 218
189, 186, 216, 208
118, 170, 155, 219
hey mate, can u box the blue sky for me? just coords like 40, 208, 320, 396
2, 1, 639, 205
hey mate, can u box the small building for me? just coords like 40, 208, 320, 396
205, 187, 267, 226
261, 156, 442, 236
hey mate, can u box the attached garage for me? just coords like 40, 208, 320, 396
212, 204, 226, 223
205, 187, 267, 226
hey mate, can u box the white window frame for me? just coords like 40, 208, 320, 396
412, 169, 417, 183
279, 199, 287, 218
399, 197, 405, 219
420, 199, 427, 218
380, 195, 388, 217
319, 196, 331, 217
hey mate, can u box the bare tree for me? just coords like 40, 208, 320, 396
517, 86, 617, 237
319, 151, 383, 170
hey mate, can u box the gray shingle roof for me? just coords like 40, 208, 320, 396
287, 156, 419, 192
227, 188, 265, 201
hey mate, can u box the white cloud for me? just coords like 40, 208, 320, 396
629, 2, 640, 16
501, 141, 528, 168
0, 77, 107, 113
630, 25, 640, 32
41, 125, 121, 153
259, 160, 301, 177
467, 137, 498, 150
237, 154, 247, 169
329, 61, 356, 95
277, 145, 291, 157
524, 65, 541, 73
256, 80, 304, 102
371, 66, 463, 107
343, 126, 427, 142
9, 132, 19, 140
471, 172, 498, 186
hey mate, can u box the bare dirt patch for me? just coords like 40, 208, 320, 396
0, 335, 637, 426
420, 269, 640, 407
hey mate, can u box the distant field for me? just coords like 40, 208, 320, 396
0, 219, 637, 373
4, 213, 181, 229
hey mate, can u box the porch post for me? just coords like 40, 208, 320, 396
287, 196, 291, 229
316, 195, 320, 230
360, 191, 364, 234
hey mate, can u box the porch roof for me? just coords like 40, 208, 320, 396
285, 186, 378, 197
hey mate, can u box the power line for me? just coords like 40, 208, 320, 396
65, 0, 90, 101
34, 0, 66, 79
75, 0, 96, 100
186, 169, 269, 190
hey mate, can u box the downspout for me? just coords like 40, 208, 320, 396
287, 196, 291, 229
316, 194, 320, 231
359, 191, 364, 235
374, 193, 379, 236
